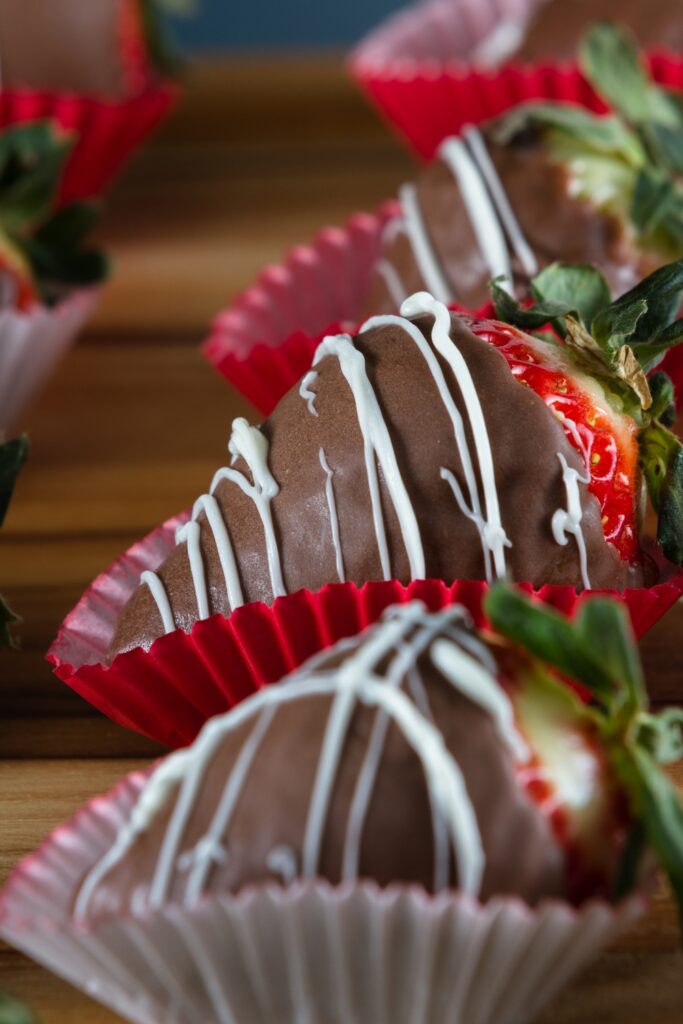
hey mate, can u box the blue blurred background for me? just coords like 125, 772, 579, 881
168, 0, 411, 52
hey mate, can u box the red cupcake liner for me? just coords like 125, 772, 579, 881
0, 82, 177, 204
48, 504, 683, 750
203, 201, 399, 416
349, 0, 683, 160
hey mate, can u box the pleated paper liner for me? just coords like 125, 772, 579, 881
202, 201, 399, 415
0, 765, 644, 1024
48, 503, 683, 750
349, 0, 683, 160
0, 83, 177, 204
0, 288, 101, 433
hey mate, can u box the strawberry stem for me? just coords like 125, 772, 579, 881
486, 584, 683, 927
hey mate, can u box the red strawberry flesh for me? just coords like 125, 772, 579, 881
467, 317, 641, 564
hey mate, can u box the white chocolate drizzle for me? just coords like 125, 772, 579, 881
140, 570, 175, 634
313, 332, 425, 580
376, 126, 536, 309
363, 294, 511, 582
75, 602, 531, 919
552, 453, 592, 590
399, 183, 453, 303
319, 447, 345, 583
139, 418, 283, 633
439, 135, 513, 293
462, 125, 539, 279
299, 371, 319, 417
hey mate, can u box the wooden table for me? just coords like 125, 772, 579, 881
1, 56, 682, 1023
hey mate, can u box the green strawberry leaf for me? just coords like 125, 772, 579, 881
644, 121, 683, 177
637, 709, 683, 765
0, 124, 72, 232
649, 371, 677, 427
491, 276, 575, 333
33, 203, 101, 249
531, 263, 612, 332
606, 261, 683, 346
0, 993, 38, 1024
614, 821, 647, 902
638, 420, 683, 565
631, 168, 676, 235
488, 585, 683, 919
619, 744, 683, 926
0, 435, 28, 526
591, 296, 648, 354
0, 123, 108, 301
573, 597, 646, 711
494, 104, 644, 166
580, 22, 681, 130
485, 585, 623, 706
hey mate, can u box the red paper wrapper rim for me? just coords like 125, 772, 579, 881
349, 49, 683, 160
202, 200, 400, 414
0, 78, 178, 202
0, 745, 646, 937
48, 502, 683, 751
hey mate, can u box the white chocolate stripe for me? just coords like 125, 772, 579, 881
140, 570, 175, 634
431, 639, 530, 763
360, 309, 499, 583
175, 520, 210, 620
193, 494, 244, 613
341, 606, 469, 886
313, 333, 425, 580
76, 601, 531, 917
299, 371, 319, 417
463, 124, 538, 279
403, 293, 512, 579
212, 418, 285, 600
399, 183, 453, 303
184, 704, 277, 904
376, 257, 408, 309
552, 453, 592, 591
439, 136, 513, 294
319, 447, 345, 584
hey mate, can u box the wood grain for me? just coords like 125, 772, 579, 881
1, 54, 682, 1022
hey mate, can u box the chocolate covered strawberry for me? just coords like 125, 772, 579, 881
364, 23, 683, 314
0, 122, 108, 311
65, 589, 683, 921
109, 257, 683, 658
6, 589, 683, 1024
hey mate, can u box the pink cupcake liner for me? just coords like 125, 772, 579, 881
349, 0, 683, 159
0, 768, 644, 1024
48, 506, 683, 749
0, 82, 177, 204
0, 288, 101, 432
203, 201, 399, 415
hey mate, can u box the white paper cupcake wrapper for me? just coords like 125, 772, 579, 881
0, 288, 100, 432
1, 771, 643, 1024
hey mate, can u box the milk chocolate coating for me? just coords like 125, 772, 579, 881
0, 0, 129, 97
111, 312, 637, 657
78, 623, 568, 923
519, 0, 683, 63
363, 124, 649, 316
